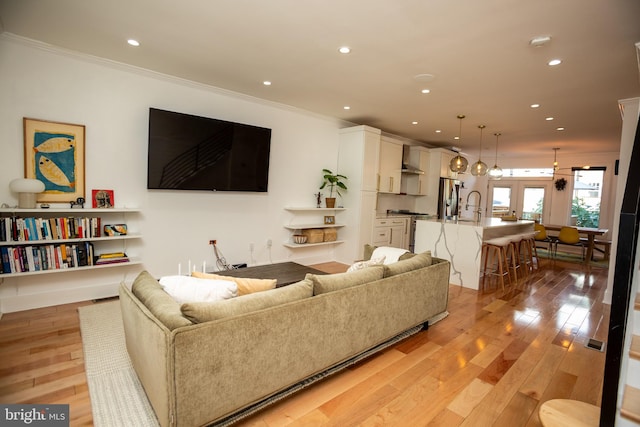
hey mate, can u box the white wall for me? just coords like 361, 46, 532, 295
0, 35, 346, 312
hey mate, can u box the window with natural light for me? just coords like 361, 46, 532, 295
571, 168, 604, 227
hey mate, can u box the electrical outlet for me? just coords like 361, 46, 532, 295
266, 238, 272, 248
249, 242, 254, 251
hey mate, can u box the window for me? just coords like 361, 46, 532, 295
571, 167, 605, 227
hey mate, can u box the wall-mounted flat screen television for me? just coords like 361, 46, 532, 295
147, 108, 271, 192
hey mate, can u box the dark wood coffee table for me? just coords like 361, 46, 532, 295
212, 262, 327, 287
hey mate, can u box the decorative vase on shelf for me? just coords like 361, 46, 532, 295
325, 197, 336, 208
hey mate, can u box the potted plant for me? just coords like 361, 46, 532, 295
319, 169, 347, 208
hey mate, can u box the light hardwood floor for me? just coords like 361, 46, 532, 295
0, 258, 609, 426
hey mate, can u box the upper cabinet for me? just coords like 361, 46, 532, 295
438, 150, 458, 179
338, 126, 381, 193
404, 146, 429, 196
378, 137, 402, 194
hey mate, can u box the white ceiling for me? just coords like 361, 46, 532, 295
1, 0, 639, 158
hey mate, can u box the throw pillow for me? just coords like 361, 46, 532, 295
159, 275, 238, 304
346, 256, 386, 272
181, 279, 313, 323
191, 271, 277, 296
130, 271, 193, 330
363, 244, 416, 262
308, 266, 384, 295
383, 250, 433, 277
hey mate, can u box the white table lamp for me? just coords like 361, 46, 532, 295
9, 178, 46, 208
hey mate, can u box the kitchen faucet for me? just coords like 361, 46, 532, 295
465, 190, 482, 222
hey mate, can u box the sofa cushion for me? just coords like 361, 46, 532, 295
131, 271, 193, 330
159, 275, 238, 304
191, 271, 277, 296
383, 250, 433, 277
308, 266, 384, 295
363, 244, 415, 262
181, 279, 313, 323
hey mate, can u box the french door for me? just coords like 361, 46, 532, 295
488, 180, 552, 222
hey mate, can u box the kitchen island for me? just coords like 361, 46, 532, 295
414, 218, 534, 290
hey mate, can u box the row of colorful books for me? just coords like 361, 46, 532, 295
0, 216, 104, 242
0, 242, 130, 274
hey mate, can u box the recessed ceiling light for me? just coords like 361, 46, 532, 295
435, 130, 442, 133
412, 121, 418, 125
545, 117, 554, 121
263, 81, 272, 86
414, 73, 435, 82
454, 136, 460, 140
421, 89, 430, 94
548, 59, 562, 66
530, 103, 540, 108
343, 106, 351, 110
127, 39, 140, 47
556, 127, 565, 131
530, 35, 552, 47
339, 46, 351, 54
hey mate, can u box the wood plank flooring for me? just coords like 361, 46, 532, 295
0, 258, 610, 426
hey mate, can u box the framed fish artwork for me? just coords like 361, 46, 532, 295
23, 118, 86, 203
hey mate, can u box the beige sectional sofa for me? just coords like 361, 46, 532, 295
119, 251, 450, 427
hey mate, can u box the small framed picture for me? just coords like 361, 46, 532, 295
324, 215, 335, 225
92, 189, 114, 208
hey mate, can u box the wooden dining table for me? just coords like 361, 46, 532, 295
544, 224, 609, 263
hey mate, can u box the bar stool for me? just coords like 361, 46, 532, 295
482, 237, 512, 292
503, 233, 524, 282
517, 231, 538, 274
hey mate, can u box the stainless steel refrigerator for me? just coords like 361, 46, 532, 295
437, 178, 461, 220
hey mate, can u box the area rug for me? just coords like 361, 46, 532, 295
536, 247, 608, 268
78, 301, 160, 427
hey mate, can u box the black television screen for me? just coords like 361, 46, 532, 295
147, 108, 271, 192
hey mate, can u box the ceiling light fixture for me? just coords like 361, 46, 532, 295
263, 81, 272, 86
471, 125, 488, 176
530, 104, 540, 108
338, 46, 351, 54
343, 106, 350, 110
546, 117, 554, 121
127, 39, 140, 47
412, 121, 418, 125
548, 58, 562, 66
449, 115, 469, 173
530, 35, 552, 47
488, 133, 503, 180
556, 127, 565, 131
421, 89, 430, 94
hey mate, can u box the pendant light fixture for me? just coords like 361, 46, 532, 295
449, 114, 469, 173
488, 132, 504, 180
471, 124, 488, 176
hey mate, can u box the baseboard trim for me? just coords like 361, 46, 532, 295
0, 282, 120, 313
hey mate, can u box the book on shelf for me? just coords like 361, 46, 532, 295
0, 215, 106, 242
95, 252, 130, 265
0, 241, 96, 274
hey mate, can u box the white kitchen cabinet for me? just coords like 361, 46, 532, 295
373, 217, 409, 250
378, 138, 402, 194
405, 146, 430, 196
439, 150, 458, 179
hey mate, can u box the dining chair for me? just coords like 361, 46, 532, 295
554, 226, 585, 261
534, 223, 555, 252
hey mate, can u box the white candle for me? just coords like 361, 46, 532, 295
178, 263, 181, 276
188, 260, 191, 274
202, 261, 206, 273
